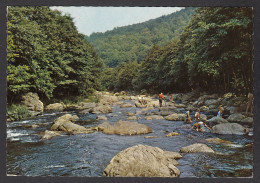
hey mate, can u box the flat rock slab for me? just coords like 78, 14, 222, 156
145, 115, 164, 120
90, 105, 113, 114
165, 113, 185, 121
144, 136, 161, 139
127, 116, 137, 120
120, 103, 134, 108
166, 132, 180, 137
227, 113, 246, 122
205, 138, 232, 144
180, 143, 215, 153
207, 116, 229, 127
97, 120, 152, 135
211, 123, 247, 135
103, 144, 181, 177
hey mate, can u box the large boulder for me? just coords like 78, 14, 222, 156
99, 95, 119, 104
53, 114, 79, 123
165, 113, 185, 121
45, 103, 64, 111
76, 102, 96, 110
50, 114, 94, 135
207, 116, 229, 127
145, 115, 164, 120
180, 143, 215, 153
211, 123, 248, 135
22, 92, 44, 112
97, 120, 152, 135
227, 113, 246, 122
240, 117, 253, 126
90, 104, 113, 114
103, 145, 181, 177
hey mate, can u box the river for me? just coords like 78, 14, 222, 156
6, 100, 253, 177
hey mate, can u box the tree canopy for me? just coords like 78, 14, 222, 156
7, 6, 103, 102
86, 8, 195, 67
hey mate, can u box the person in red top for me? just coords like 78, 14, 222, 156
158, 92, 164, 107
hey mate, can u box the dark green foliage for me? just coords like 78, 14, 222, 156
7, 104, 31, 121
172, 7, 253, 94
86, 8, 196, 67
7, 7, 103, 102
102, 61, 140, 92
107, 7, 253, 95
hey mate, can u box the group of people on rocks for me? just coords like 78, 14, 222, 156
158, 92, 253, 133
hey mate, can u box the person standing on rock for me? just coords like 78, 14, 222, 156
169, 94, 176, 104
194, 109, 200, 121
158, 92, 164, 107
246, 92, 253, 114
217, 106, 225, 118
184, 110, 191, 123
191, 120, 211, 132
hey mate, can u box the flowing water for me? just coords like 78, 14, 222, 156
6, 100, 253, 177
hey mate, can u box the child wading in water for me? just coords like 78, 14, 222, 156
194, 109, 200, 121
217, 106, 225, 118
184, 110, 191, 123
191, 120, 211, 132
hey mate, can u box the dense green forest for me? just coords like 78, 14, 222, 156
7, 7, 103, 103
100, 7, 253, 95
7, 7, 253, 106
86, 8, 196, 67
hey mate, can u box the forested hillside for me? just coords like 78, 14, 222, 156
7, 7, 103, 102
104, 7, 253, 95
86, 7, 195, 67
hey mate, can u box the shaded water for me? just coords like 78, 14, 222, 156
6, 100, 253, 177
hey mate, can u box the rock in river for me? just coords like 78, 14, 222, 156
45, 103, 64, 111
180, 143, 215, 153
103, 144, 181, 177
211, 123, 248, 135
227, 113, 246, 122
205, 138, 232, 144
145, 115, 164, 120
207, 116, 229, 127
120, 103, 134, 108
96, 115, 108, 121
97, 120, 152, 135
22, 92, 44, 112
165, 113, 185, 121
41, 130, 62, 140
89, 104, 113, 114
50, 114, 94, 135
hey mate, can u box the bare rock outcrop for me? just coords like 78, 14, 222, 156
180, 143, 215, 153
97, 120, 152, 135
103, 144, 181, 177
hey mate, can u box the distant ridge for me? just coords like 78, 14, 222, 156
86, 7, 196, 67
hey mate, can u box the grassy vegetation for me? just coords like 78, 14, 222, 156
7, 104, 31, 121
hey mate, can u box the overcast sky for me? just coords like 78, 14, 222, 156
50, 7, 183, 36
